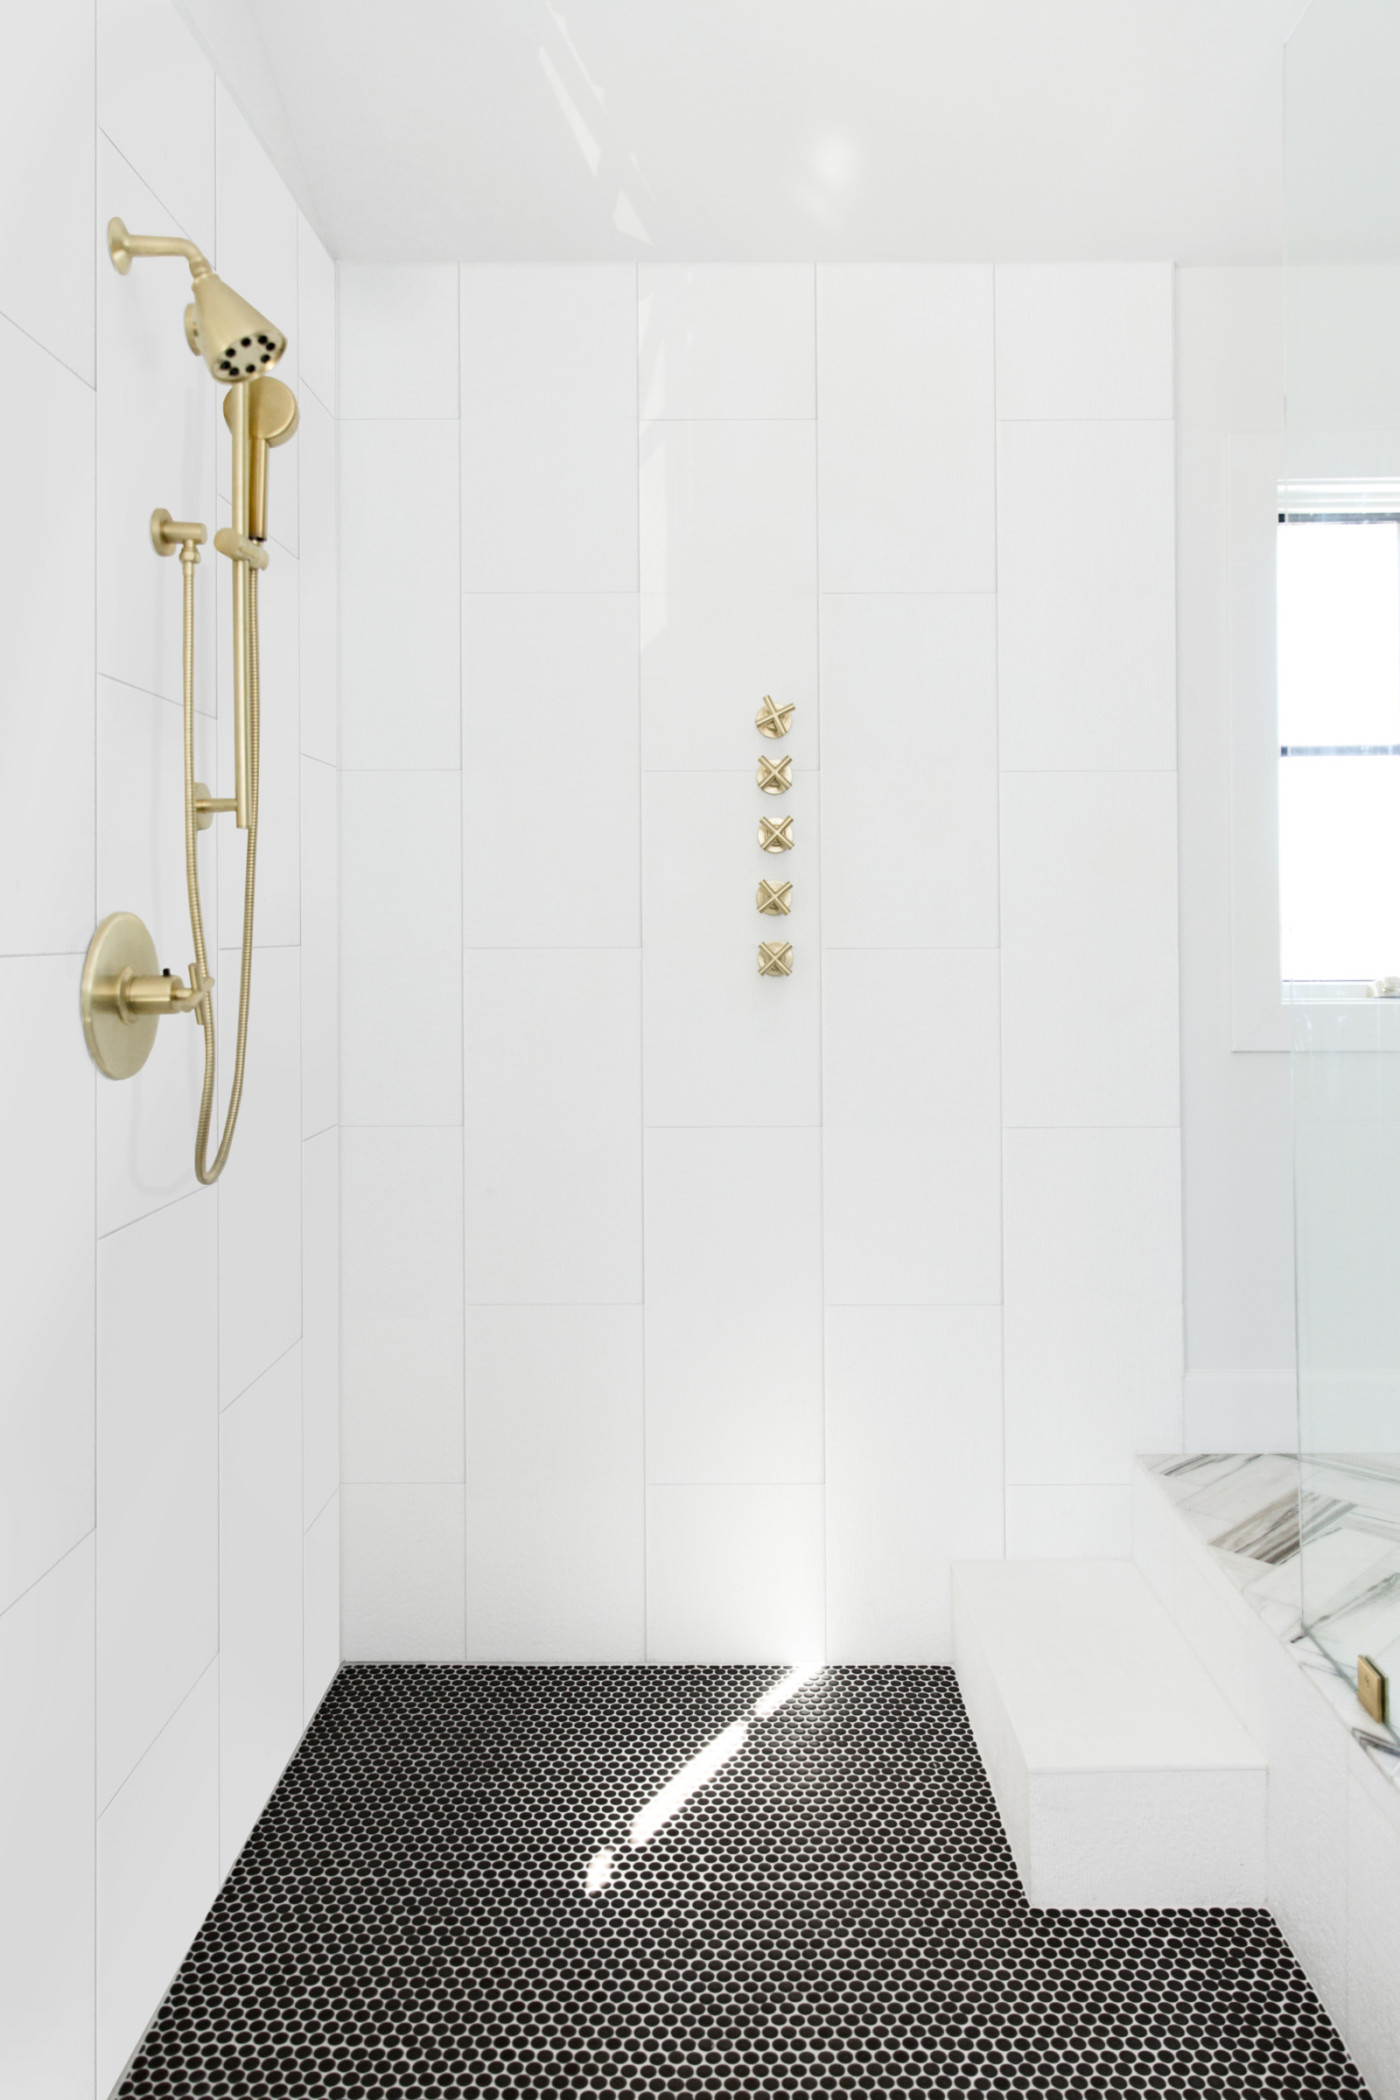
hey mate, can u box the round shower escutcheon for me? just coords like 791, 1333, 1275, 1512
81, 910, 162, 1080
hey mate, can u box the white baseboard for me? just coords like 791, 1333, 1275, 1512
1182, 1370, 1298, 1452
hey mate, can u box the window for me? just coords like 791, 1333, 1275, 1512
1277, 514, 1400, 982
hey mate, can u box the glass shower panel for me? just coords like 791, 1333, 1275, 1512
1287, 0, 1400, 1733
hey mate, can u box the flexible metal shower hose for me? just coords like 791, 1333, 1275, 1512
180, 546, 259, 1184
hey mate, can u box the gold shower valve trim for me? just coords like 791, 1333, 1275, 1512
81, 912, 211, 1080
759, 814, 794, 853
756, 879, 792, 916
758, 941, 794, 977
755, 694, 794, 739
757, 754, 793, 794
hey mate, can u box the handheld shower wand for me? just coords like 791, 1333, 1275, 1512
81, 219, 299, 1187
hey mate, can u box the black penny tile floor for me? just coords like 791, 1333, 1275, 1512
117, 1664, 1370, 2097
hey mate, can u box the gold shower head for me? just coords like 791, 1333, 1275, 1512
106, 219, 286, 382
185, 274, 287, 382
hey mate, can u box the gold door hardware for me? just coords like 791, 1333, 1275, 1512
757, 754, 793, 794
759, 814, 794, 853
758, 941, 794, 976
756, 879, 792, 916
81, 911, 211, 1080
755, 694, 794, 739
86, 229, 299, 1186
1359, 1654, 1389, 1724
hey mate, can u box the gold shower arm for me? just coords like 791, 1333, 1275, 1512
107, 217, 211, 280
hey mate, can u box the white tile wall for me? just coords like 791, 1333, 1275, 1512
639, 266, 816, 420
461, 266, 637, 592
334, 260, 1182, 1673
816, 266, 995, 592
301, 756, 339, 1135
996, 419, 1177, 772
461, 594, 640, 947
0, 314, 95, 957
340, 422, 460, 768
219, 1346, 304, 1873
97, 1661, 219, 2096
826, 1308, 1003, 1661
342, 1128, 464, 1482
302, 1128, 340, 1526
646, 1484, 826, 1663
464, 1307, 645, 1661
97, 1189, 219, 1808
0, 959, 94, 1615
0, 1538, 95, 2100
342, 1484, 466, 1662
463, 949, 642, 1303
341, 769, 462, 1124
2, 11, 341, 2084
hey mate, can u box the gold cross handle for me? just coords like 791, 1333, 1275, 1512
757, 754, 793, 794
759, 815, 794, 853
758, 941, 794, 976
756, 879, 792, 916
755, 694, 795, 739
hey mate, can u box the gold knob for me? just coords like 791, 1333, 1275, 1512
756, 879, 792, 916
756, 694, 794, 739
759, 814, 794, 853
758, 941, 794, 976
757, 754, 792, 794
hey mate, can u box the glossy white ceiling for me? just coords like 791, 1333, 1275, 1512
178, 0, 1304, 264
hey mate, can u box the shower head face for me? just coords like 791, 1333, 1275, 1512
185, 273, 286, 381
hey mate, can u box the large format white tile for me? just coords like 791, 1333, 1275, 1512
639, 266, 815, 420
646, 1485, 825, 1663
0, 1538, 95, 2100
640, 421, 816, 596
995, 264, 1174, 422
642, 772, 820, 1127
462, 595, 639, 946
97, 1188, 218, 1807
822, 950, 1001, 1133
997, 420, 1176, 772
826, 1307, 1003, 1662
342, 1127, 464, 1483
1003, 1128, 1184, 1487
98, 673, 216, 968
303, 1491, 340, 1722
1003, 1485, 1133, 1559
216, 945, 302, 1405
0, 959, 94, 1615
297, 214, 336, 413
341, 1484, 465, 1661
0, 0, 93, 379
97, 0, 215, 256
644, 1129, 823, 1485
823, 1127, 1002, 1307
640, 594, 818, 771
816, 266, 994, 592
460, 265, 636, 592
341, 771, 462, 1126
340, 422, 459, 768
215, 84, 299, 535
97, 1661, 218, 2097
463, 950, 641, 1303
340, 265, 458, 417
301, 756, 338, 1136
1000, 771, 1180, 1129
97, 137, 217, 713
819, 594, 999, 948
297, 386, 338, 764
220, 1346, 303, 1874
302, 1128, 339, 1528
0, 315, 95, 957
464, 1307, 645, 1661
